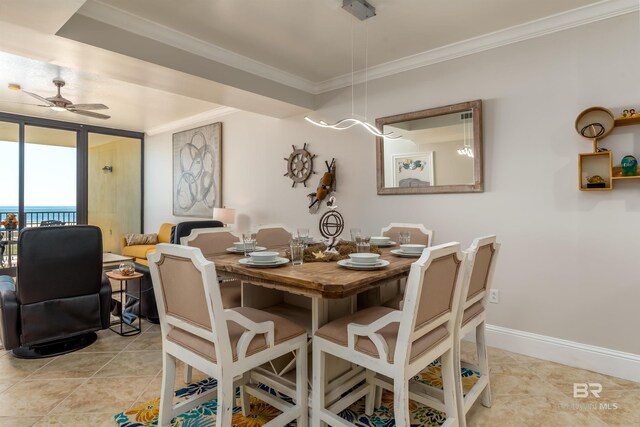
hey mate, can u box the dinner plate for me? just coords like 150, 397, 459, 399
390, 249, 422, 258
372, 241, 396, 247
337, 259, 390, 270
238, 257, 290, 268
226, 246, 267, 254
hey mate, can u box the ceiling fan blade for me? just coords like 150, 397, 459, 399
67, 103, 109, 110
22, 90, 54, 106
69, 109, 111, 119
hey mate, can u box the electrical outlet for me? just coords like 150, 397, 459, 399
489, 289, 499, 304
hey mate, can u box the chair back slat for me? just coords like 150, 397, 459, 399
415, 253, 461, 328
255, 226, 292, 248
156, 254, 213, 330
466, 240, 497, 302
381, 223, 432, 246
182, 229, 239, 256
149, 244, 231, 363
394, 242, 466, 366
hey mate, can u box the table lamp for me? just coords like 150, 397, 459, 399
213, 207, 236, 227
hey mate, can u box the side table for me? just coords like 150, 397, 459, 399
106, 270, 143, 336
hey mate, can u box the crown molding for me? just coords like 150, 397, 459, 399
145, 106, 239, 136
79, 1, 317, 94
81, 0, 637, 96
315, 0, 639, 93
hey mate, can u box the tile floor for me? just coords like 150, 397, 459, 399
0, 321, 637, 426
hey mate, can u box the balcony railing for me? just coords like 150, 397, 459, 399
0, 210, 77, 228
1, 210, 77, 269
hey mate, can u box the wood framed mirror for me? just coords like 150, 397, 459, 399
376, 100, 483, 195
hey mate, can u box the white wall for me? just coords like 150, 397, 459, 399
145, 14, 640, 355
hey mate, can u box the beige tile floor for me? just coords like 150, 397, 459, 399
0, 322, 638, 426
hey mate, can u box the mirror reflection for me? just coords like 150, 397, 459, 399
376, 100, 483, 195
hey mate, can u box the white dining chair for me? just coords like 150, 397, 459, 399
312, 242, 468, 427
379, 223, 434, 307
148, 244, 308, 427
402, 235, 499, 426
180, 228, 243, 383
255, 224, 294, 248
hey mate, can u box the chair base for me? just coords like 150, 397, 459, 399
11, 332, 98, 359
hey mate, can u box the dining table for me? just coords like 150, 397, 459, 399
205, 246, 417, 407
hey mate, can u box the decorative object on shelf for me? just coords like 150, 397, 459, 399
1, 213, 17, 229
304, 1, 401, 140
173, 122, 222, 217
574, 106, 615, 152
118, 262, 136, 276
576, 105, 640, 191
586, 175, 606, 189
618, 109, 637, 120
620, 155, 638, 176
318, 196, 344, 252
308, 159, 336, 213
283, 143, 316, 188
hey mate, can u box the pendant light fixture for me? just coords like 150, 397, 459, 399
457, 112, 474, 158
305, 0, 401, 140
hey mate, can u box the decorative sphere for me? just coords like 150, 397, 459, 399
621, 155, 638, 176
119, 262, 136, 275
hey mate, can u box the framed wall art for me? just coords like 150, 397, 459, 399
392, 152, 434, 188
173, 122, 222, 217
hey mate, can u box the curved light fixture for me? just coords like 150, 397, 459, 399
305, 0, 402, 140
304, 116, 402, 139
457, 112, 474, 158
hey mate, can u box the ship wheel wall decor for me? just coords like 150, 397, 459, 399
284, 143, 316, 187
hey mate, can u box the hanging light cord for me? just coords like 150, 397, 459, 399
305, 12, 401, 140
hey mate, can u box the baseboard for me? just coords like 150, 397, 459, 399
478, 324, 640, 383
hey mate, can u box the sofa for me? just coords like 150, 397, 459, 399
121, 223, 174, 266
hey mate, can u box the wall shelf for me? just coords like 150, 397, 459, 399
576, 106, 638, 191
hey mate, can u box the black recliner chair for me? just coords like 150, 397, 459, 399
0, 225, 111, 358
124, 220, 224, 324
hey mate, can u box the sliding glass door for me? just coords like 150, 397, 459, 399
0, 120, 19, 273
24, 125, 77, 227
0, 112, 144, 273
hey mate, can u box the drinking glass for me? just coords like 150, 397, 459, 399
290, 239, 305, 265
398, 231, 411, 244
297, 228, 310, 243
242, 232, 257, 256
356, 235, 371, 253
350, 228, 361, 242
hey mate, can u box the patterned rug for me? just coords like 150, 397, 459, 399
114, 361, 480, 427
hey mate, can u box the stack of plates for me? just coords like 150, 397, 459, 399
239, 257, 289, 268
337, 259, 390, 270
226, 246, 267, 254
390, 249, 421, 258
390, 244, 426, 257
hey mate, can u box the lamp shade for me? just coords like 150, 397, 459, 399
213, 207, 236, 225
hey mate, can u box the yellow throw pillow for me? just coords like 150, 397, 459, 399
125, 233, 158, 246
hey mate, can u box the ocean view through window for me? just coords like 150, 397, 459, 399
0, 206, 77, 227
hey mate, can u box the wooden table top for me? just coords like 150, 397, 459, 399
105, 270, 144, 281
206, 248, 416, 299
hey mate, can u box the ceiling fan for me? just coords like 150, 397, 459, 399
21, 79, 111, 119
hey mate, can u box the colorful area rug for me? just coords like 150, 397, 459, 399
114, 361, 480, 427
